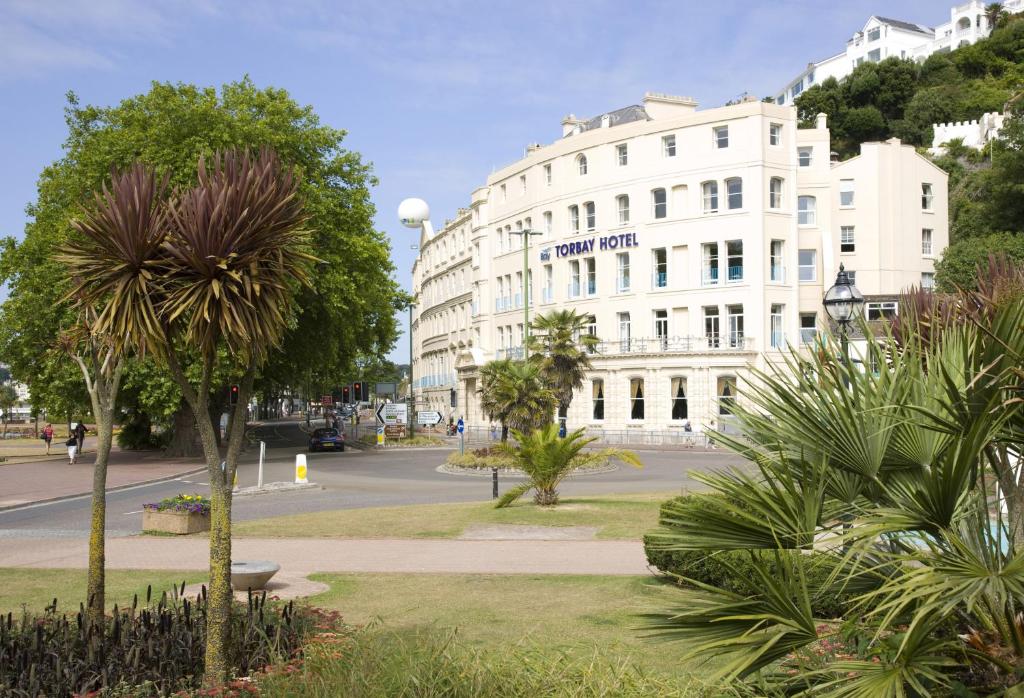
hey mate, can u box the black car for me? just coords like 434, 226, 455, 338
309, 427, 345, 452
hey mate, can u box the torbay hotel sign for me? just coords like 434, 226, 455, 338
539, 232, 638, 261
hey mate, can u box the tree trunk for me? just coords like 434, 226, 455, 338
164, 399, 202, 458
534, 487, 559, 506
86, 407, 114, 628
205, 480, 233, 685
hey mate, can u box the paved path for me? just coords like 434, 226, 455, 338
0, 536, 650, 575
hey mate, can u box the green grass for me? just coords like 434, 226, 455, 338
0, 569, 205, 615
232, 491, 672, 540
305, 572, 704, 681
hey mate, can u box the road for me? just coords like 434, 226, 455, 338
0, 420, 747, 538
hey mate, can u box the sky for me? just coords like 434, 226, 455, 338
0, 0, 953, 364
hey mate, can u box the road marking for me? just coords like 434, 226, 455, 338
122, 510, 144, 515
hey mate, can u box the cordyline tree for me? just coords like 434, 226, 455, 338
64, 148, 313, 685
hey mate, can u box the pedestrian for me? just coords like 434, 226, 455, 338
42, 423, 54, 454
683, 420, 692, 433
66, 435, 78, 465
490, 424, 497, 441
74, 421, 86, 454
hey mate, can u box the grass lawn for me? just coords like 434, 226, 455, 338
307, 572, 707, 682
0, 569, 205, 615
232, 491, 673, 540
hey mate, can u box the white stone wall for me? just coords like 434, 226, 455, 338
930, 112, 1006, 154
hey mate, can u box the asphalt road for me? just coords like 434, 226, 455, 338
0, 420, 748, 537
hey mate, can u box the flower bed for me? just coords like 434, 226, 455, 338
143, 493, 211, 534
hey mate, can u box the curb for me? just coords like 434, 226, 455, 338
0, 465, 209, 514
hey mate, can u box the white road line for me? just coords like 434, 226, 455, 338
122, 510, 144, 515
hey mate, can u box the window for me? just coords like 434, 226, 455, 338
652, 248, 668, 288
922, 272, 935, 290
569, 260, 581, 298
867, 48, 881, 62
654, 309, 668, 349
617, 195, 630, 224
792, 79, 804, 98
613, 143, 628, 167
500, 183, 506, 202
544, 163, 552, 185
519, 174, 526, 195
713, 126, 729, 148
515, 271, 523, 307
922, 229, 933, 256
799, 249, 817, 282
585, 257, 596, 295
644, 188, 667, 220
592, 380, 605, 420
543, 211, 552, 234
718, 376, 737, 415
726, 178, 743, 210
868, 27, 880, 41
671, 377, 688, 420
770, 304, 784, 349
727, 240, 743, 282
800, 313, 817, 345
616, 252, 631, 292
569, 205, 579, 233
497, 326, 504, 348
798, 147, 812, 167
922, 183, 933, 210
543, 264, 553, 302
770, 240, 784, 281
839, 179, 855, 207
618, 312, 631, 351
841, 226, 856, 253
702, 181, 719, 213
704, 306, 720, 347
662, 134, 676, 157
727, 305, 744, 348
867, 301, 898, 320
577, 154, 588, 175
769, 123, 782, 146
846, 270, 856, 285
798, 196, 816, 225
584, 201, 596, 231
702, 243, 719, 285
629, 377, 644, 420
769, 177, 783, 209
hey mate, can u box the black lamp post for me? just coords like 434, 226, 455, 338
822, 263, 865, 371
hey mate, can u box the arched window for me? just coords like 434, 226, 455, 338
577, 154, 588, 175
769, 177, 783, 209
617, 195, 630, 224
726, 177, 743, 210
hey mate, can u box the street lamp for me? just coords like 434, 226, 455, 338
508, 228, 543, 360
822, 263, 865, 373
400, 199, 433, 436
407, 298, 416, 438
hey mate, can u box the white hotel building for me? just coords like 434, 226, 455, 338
410, 93, 948, 433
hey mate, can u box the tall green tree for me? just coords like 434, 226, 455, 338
0, 384, 17, 437
528, 309, 598, 432
478, 360, 555, 441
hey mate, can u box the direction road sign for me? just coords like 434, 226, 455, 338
376, 403, 407, 426
456, 418, 464, 434
416, 411, 443, 426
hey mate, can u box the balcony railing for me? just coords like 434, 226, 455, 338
652, 271, 667, 288
727, 265, 744, 282
702, 268, 719, 285
495, 346, 525, 360
580, 335, 755, 356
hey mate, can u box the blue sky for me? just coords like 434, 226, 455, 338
0, 0, 950, 363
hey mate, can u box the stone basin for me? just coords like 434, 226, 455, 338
231, 560, 280, 592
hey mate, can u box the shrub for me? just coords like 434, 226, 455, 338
0, 585, 330, 697
644, 495, 854, 619
445, 450, 515, 470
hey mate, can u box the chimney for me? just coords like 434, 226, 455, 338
561, 113, 585, 137
815, 112, 828, 129
642, 92, 698, 120
600, 114, 611, 128
524, 142, 542, 156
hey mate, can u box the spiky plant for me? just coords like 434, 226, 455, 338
478, 359, 556, 440
528, 309, 598, 432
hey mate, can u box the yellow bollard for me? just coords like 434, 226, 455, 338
295, 453, 308, 484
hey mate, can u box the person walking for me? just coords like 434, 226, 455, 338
66, 435, 78, 465
42, 423, 54, 454
74, 421, 86, 454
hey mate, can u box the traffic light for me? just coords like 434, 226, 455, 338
450, 388, 457, 408
354, 382, 363, 401
229, 384, 239, 406
342, 386, 351, 404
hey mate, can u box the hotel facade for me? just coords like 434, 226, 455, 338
410, 94, 948, 434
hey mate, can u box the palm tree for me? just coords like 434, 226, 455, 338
495, 423, 641, 507
63, 148, 312, 685
478, 359, 556, 440
528, 309, 598, 432
985, 2, 1008, 29
643, 266, 1024, 694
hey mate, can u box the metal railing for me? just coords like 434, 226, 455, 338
585, 335, 755, 355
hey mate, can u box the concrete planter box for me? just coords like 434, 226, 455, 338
142, 509, 210, 535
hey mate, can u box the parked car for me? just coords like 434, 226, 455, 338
309, 427, 345, 452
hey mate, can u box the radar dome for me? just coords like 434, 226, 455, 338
398, 198, 430, 229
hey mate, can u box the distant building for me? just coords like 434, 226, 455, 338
930, 112, 1007, 154
775, 1, 1024, 106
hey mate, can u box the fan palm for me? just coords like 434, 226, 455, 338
495, 423, 641, 507
644, 281, 1024, 695
478, 359, 556, 440
528, 309, 598, 431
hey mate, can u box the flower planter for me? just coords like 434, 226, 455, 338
142, 509, 210, 535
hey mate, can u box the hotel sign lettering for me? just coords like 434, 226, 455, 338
549, 232, 638, 259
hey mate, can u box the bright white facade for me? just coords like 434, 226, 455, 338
410, 94, 948, 433
776, 1, 1024, 106
930, 112, 1007, 154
